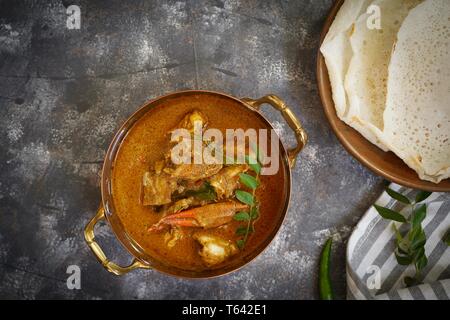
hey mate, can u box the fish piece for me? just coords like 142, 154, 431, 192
193, 232, 238, 267
170, 163, 222, 181
142, 172, 177, 206
165, 110, 222, 181
148, 200, 248, 232
209, 164, 249, 199
173, 109, 208, 134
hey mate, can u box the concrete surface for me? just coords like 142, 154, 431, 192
0, 0, 385, 299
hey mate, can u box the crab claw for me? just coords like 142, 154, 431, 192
148, 200, 247, 232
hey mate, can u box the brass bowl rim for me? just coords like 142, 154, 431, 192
99, 89, 293, 279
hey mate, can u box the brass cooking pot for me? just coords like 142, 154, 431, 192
84, 90, 307, 277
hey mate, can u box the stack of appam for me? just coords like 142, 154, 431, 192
320, 0, 450, 183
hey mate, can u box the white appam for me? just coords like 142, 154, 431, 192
344, 0, 423, 151
320, 0, 372, 118
381, 0, 450, 183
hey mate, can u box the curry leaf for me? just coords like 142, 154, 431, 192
250, 163, 261, 174
250, 142, 265, 164
374, 205, 407, 223
234, 211, 250, 221
397, 243, 409, 256
443, 228, 450, 246
411, 238, 426, 252
411, 204, 426, 228
235, 190, 254, 206
234, 147, 263, 250
236, 239, 245, 249
416, 253, 428, 271
244, 154, 257, 164
250, 206, 259, 219
173, 181, 216, 201
245, 155, 261, 174
239, 173, 259, 190
410, 224, 425, 244
386, 188, 411, 204
236, 226, 253, 236
415, 191, 432, 203
196, 191, 216, 201
404, 276, 420, 287
412, 246, 425, 261
378, 187, 430, 286
395, 251, 412, 265
392, 224, 403, 244
411, 230, 426, 251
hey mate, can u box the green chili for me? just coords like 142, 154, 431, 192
319, 238, 334, 300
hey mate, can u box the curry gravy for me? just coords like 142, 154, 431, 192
112, 94, 287, 272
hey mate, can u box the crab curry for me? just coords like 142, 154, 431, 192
112, 95, 288, 272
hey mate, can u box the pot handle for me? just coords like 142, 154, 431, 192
241, 94, 308, 168
84, 205, 151, 275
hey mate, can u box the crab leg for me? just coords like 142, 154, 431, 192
149, 200, 248, 232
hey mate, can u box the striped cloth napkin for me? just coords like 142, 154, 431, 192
346, 184, 450, 300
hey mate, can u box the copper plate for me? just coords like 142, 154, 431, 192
316, 0, 450, 192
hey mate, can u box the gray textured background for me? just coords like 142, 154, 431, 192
0, 0, 385, 299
